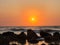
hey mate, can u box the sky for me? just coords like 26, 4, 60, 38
0, 0, 60, 26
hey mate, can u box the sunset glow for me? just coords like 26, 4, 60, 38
0, 0, 60, 26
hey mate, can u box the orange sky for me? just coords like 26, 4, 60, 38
0, 0, 60, 26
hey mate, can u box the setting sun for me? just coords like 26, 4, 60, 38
29, 16, 37, 24
32, 18, 35, 21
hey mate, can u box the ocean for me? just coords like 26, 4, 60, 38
0, 26, 60, 45
0, 26, 60, 34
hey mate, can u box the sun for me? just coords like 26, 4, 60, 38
32, 18, 35, 21
30, 17, 36, 23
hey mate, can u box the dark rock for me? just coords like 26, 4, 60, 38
1, 32, 18, 45
17, 32, 26, 44
53, 32, 60, 41
40, 31, 53, 43
53, 32, 60, 45
2, 32, 17, 41
49, 44, 54, 45
12, 44, 17, 45
27, 29, 39, 44
41, 43, 46, 45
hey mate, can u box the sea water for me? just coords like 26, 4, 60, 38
0, 26, 60, 45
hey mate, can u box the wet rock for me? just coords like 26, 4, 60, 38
27, 29, 39, 44
41, 43, 46, 45
40, 31, 53, 43
1, 32, 18, 45
17, 32, 26, 44
53, 32, 60, 45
